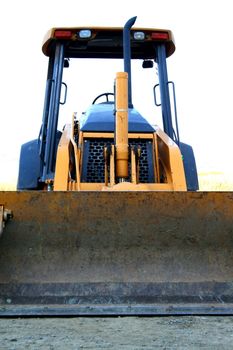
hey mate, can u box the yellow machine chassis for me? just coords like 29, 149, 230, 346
54, 128, 187, 192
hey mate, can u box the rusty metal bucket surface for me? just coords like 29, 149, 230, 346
0, 191, 233, 316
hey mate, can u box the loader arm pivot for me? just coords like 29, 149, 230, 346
0, 205, 13, 237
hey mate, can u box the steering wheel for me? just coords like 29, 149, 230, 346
92, 92, 114, 104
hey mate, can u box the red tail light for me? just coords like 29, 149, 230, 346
54, 30, 72, 39
151, 32, 169, 40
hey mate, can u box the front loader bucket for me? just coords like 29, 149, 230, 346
0, 191, 233, 316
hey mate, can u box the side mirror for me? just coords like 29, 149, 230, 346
142, 60, 154, 69
64, 59, 69, 68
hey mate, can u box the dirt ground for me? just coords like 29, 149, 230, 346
0, 316, 233, 349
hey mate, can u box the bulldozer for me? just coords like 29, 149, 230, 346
1, 17, 233, 316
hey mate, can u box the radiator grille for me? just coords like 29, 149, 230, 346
81, 138, 154, 183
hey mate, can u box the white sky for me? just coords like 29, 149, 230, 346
0, 0, 233, 186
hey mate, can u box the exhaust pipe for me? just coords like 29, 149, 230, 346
123, 16, 137, 108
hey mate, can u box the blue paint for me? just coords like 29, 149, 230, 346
80, 103, 155, 133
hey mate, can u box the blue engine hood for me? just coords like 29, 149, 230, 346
80, 103, 155, 133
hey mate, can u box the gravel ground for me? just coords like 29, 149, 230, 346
0, 316, 233, 349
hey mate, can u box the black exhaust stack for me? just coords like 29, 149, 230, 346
123, 16, 137, 108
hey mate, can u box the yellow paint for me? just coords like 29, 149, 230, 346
70, 113, 80, 190
110, 144, 115, 186
131, 148, 137, 184
115, 72, 129, 179
156, 128, 187, 190
82, 132, 154, 139
54, 126, 186, 191
54, 124, 71, 191
102, 182, 173, 191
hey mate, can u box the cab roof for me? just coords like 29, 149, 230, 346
42, 26, 175, 59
